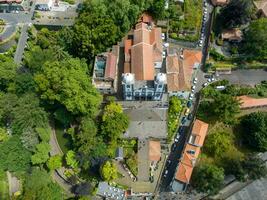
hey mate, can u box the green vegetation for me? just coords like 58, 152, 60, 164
192, 163, 224, 195
0, 19, 5, 34
121, 139, 138, 176
0, 170, 9, 200
100, 161, 118, 182
240, 112, 267, 152
168, 96, 183, 142
47, 155, 62, 171
168, 0, 202, 42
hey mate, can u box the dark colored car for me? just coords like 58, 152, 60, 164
181, 117, 186, 125
187, 101, 192, 108
204, 74, 212, 78
187, 113, 193, 120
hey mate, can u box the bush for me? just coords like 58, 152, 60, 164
170, 32, 178, 39
209, 48, 225, 61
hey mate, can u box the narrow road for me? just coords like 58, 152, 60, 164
14, 24, 28, 65
6, 171, 20, 197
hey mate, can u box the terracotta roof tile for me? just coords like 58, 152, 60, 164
191, 119, 209, 146
131, 43, 154, 80
149, 140, 161, 161
237, 95, 267, 109
175, 162, 194, 184
167, 74, 180, 91
104, 53, 117, 79
124, 39, 132, 62
134, 23, 151, 44
166, 55, 179, 73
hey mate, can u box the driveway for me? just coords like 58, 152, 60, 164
219, 69, 267, 86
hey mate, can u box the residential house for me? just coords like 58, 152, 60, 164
172, 119, 208, 192
222, 28, 243, 42
237, 95, 267, 109
211, 0, 229, 6
93, 45, 119, 94
122, 20, 166, 101
254, 0, 267, 17
166, 50, 202, 98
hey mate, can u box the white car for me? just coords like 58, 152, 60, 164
163, 43, 169, 48
192, 85, 196, 90
174, 138, 179, 142
189, 96, 193, 100
162, 51, 166, 58
199, 43, 203, 47
208, 78, 212, 82
164, 170, 169, 177
189, 93, 194, 98
193, 77, 198, 81
203, 82, 208, 87
211, 77, 215, 82
161, 33, 165, 40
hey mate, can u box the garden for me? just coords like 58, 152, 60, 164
167, 0, 202, 42
192, 82, 267, 195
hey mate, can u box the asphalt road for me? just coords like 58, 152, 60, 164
0, 15, 17, 41
14, 24, 28, 64
219, 69, 267, 85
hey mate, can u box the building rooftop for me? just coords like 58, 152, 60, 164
104, 52, 117, 79
254, 0, 267, 17
149, 140, 161, 161
191, 119, 209, 146
222, 28, 243, 41
211, 0, 229, 6
237, 95, 267, 109
123, 107, 167, 139
0, 0, 22, 3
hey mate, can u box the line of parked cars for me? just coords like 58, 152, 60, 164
199, 1, 209, 47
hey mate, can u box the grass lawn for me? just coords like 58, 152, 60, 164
55, 122, 72, 154
0, 171, 9, 200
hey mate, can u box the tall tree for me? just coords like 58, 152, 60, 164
100, 161, 118, 181
0, 136, 31, 173
20, 127, 39, 152
0, 59, 17, 91
241, 112, 267, 151
219, 0, 253, 28
192, 163, 224, 195
31, 142, 51, 165
47, 155, 62, 170
242, 18, 267, 60
34, 58, 102, 116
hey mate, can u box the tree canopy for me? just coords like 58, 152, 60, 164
242, 18, 267, 60
192, 163, 224, 195
47, 155, 62, 171
34, 58, 102, 116
100, 161, 118, 181
241, 112, 267, 151
0, 136, 31, 173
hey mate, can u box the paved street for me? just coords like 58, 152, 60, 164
0, 15, 17, 41
14, 24, 28, 64
219, 69, 267, 85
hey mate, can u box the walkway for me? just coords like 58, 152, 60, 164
50, 123, 74, 197
6, 171, 20, 197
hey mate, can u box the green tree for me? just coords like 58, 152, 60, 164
0, 93, 18, 124
100, 161, 118, 181
0, 127, 8, 142
22, 168, 63, 200
0, 59, 17, 91
20, 127, 39, 152
192, 163, 224, 195
241, 112, 267, 151
36, 127, 51, 143
242, 18, 267, 60
101, 102, 129, 141
11, 93, 49, 134
14, 73, 36, 95
212, 94, 240, 124
47, 155, 62, 170
204, 131, 233, 157
31, 142, 51, 165
169, 96, 182, 115
221, 157, 246, 181
242, 155, 267, 180
219, 0, 253, 28
0, 136, 31, 173
34, 58, 102, 116
66, 150, 79, 169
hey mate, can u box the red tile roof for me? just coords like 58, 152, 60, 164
211, 0, 229, 6
237, 95, 267, 109
175, 119, 208, 184
191, 119, 209, 146
149, 140, 161, 161
131, 43, 154, 80
104, 53, 117, 79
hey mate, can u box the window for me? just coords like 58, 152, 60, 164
158, 85, 163, 88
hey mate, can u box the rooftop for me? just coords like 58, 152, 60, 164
222, 28, 243, 41
237, 95, 267, 109
191, 119, 209, 146
254, 0, 267, 16
211, 0, 229, 6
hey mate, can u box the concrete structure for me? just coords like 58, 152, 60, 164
93, 45, 119, 94
166, 50, 202, 97
35, 0, 53, 11
122, 19, 166, 101
237, 95, 267, 109
254, 0, 267, 17
222, 28, 243, 42
211, 0, 229, 6
172, 119, 209, 192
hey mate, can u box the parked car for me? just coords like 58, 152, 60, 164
204, 74, 212, 78
161, 33, 165, 40
164, 170, 169, 177
211, 77, 215, 81
203, 82, 208, 87
207, 78, 212, 82
187, 101, 192, 108
184, 108, 190, 116
187, 113, 193, 120
181, 117, 186, 124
